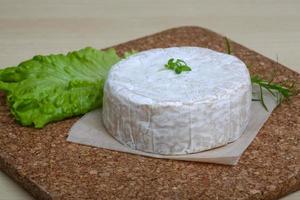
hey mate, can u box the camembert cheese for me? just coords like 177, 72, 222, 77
102, 47, 251, 155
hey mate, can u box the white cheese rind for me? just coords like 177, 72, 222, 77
102, 47, 252, 155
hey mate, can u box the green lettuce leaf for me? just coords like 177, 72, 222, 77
0, 47, 129, 128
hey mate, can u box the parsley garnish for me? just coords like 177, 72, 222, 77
165, 58, 192, 74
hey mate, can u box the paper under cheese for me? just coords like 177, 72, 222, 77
102, 47, 252, 155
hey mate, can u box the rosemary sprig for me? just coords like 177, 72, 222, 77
165, 58, 192, 74
251, 75, 294, 104
224, 37, 232, 55
223, 37, 296, 111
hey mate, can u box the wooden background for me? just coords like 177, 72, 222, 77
0, 0, 299, 199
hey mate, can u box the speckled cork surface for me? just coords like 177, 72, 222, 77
0, 26, 299, 200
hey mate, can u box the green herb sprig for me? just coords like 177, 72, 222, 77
224, 37, 232, 55
165, 58, 192, 74
224, 37, 296, 111
250, 75, 295, 111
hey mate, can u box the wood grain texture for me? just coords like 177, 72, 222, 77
0, 26, 299, 200
0, 0, 299, 199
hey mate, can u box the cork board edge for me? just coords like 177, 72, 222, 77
0, 154, 51, 200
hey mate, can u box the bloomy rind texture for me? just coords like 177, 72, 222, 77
103, 47, 252, 155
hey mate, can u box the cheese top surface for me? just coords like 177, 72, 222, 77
107, 47, 250, 104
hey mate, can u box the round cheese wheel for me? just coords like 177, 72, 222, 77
102, 47, 252, 155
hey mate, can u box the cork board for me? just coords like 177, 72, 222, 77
0, 26, 299, 200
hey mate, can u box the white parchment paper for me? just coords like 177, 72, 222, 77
67, 88, 277, 165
